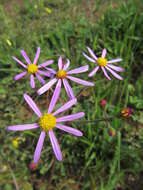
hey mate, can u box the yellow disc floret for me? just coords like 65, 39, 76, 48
27, 64, 38, 74
97, 57, 107, 67
56, 70, 67, 79
39, 113, 56, 131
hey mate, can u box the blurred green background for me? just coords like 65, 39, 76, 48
0, 0, 143, 189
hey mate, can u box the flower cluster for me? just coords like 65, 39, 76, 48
8, 46, 125, 164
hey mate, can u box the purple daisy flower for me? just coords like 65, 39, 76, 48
8, 94, 84, 162
37, 56, 94, 99
13, 47, 54, 88
83, 47, 124, 80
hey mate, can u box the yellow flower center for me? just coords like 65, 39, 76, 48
56, 70, 67, 79
97, 57, 107, 67
39, 113, 56, 131
27, 64, 38, 74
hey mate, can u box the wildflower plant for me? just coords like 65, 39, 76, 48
2, 2, 142, 189
37, 56, 94, 99
13, 47, 54, 88
8, 94, 84, 163
83, 47, 124, 80
7, 46, 127, 164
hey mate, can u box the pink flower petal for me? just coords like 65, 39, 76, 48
14, 71, 27, 80
82, 52, 96, 63
45, 68, 56, 75
88, 66, 99, 77
53, 98, 77, 116
49, 130, 62, 161
12, 56, 27, 69
67, 65, 88, 75
58, 56, 63, 70
37, 78, 57, 95
33, 47, 40, 64
106, 64, 124, 72
101, 67, 111, 80
101, 48, 107, 58
38, 60, 54, 68
33, 131, 46, 163
48, 79, 62, 114
105, 66, 123, 80
37, 70, 51, 77
24, 93, 42, 117
87, 46, 98, 60
36, 73, 45, 85
30, 74, 35, 88
8, 123, 39, 131
56, 124, 83, 136
63, 79, 75, 99
63, 59, 70, 70
107, 58, 122, 64
20, 50, 31, 64
67, 76, 94, 86
56, 112, 85, 122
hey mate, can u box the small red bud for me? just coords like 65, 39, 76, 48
29, 162, 37, 171
121, 107, 133, 118
108, 128, 116, 137
100, 99, 107, 108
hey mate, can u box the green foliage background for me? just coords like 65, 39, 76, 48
0, 0, 143, 189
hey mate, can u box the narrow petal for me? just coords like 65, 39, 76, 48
14, 71, 27, 80
106, 64, 124, 72
107, 58, 122, 64
67, 65, 88, 75
88, 66, 99, 77
101, 48, 107, 58
8, 123, 39, 131
48, 79, 62, 114
36, 73, 45, 85
49, 130, 62, 161
12, 56, 27, 69
45, 68, 57, 75
105, 66, 123, 80
56, 124, 83, 136
33, 131, 46, 163
56, 112, 85, 122
37, 78, 57, 95
38, 60, 54, 68
21, 50, 31, 64
87, 46, 98, 60
63, 59, 70, 70
58, 56, 63, 70
53, 98, 77, 116
67, 76, 94, 86
63, 79, 75, 99
82, 52, 96, 63
101, 67, 111, 80
33, 47, 40, 64
37, 70, 51, 77
30, 74, 35, 88
24, 93, 42, 117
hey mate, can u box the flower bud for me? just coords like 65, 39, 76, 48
108, 128, 116, 137
121, 107, 133, 118
12, 138, 19, 148
29, 162, 37, 171
100, 99, 107, 108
